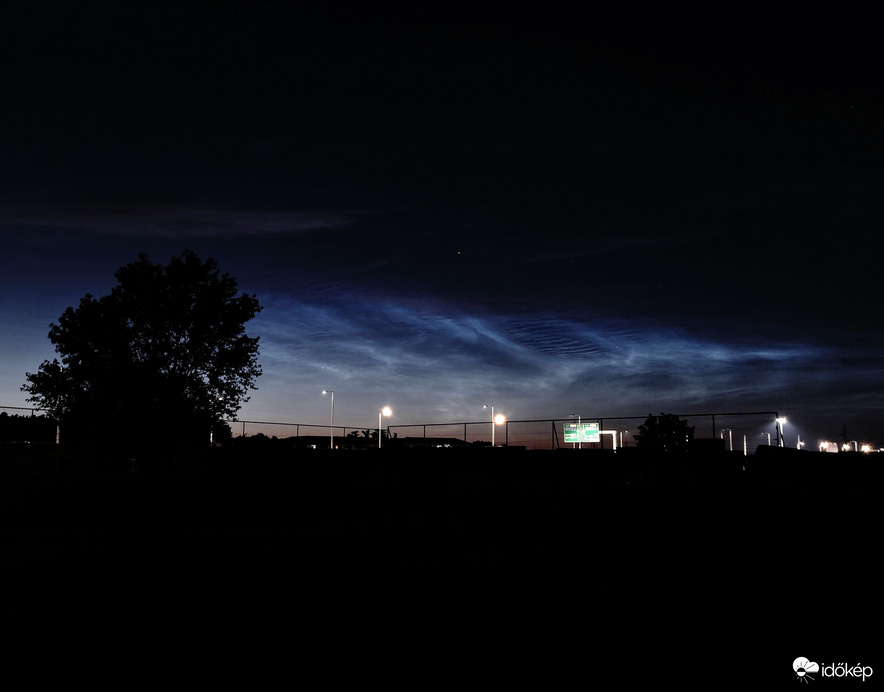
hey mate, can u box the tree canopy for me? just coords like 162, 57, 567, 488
634, 413, 695, 454
22, 250, 262, 450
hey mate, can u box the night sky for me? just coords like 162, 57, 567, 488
2, 4, 882, 448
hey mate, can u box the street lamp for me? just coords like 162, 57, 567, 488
322, 390, 334, 450
379, 406, 392, 448
483, 404, 505, 446
776, 417, 787, 448
720, 428, 733, 451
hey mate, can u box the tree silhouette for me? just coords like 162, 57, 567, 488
635, 413, 695, 454
22, 250, 262, 452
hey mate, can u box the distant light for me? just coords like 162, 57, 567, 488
381, 406, 392, 417
842, 443, 852, 452
494, 413, 506, 425
776, 417, 787, 424
861, 444, 871, 453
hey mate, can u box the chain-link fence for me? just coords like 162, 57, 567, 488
2, 405, 784, 453
221, 420, 389, 449
389, 410, 782, 453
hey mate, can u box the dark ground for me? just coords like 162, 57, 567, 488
2, 445, 879, 685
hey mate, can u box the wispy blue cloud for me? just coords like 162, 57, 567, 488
240, 287, 877, 437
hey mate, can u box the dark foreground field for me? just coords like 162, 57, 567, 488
2, 445, 879, 684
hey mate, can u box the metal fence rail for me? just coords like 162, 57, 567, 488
0, 406, 48, 416
3, 405, 783, 452
388, 411, 782, 453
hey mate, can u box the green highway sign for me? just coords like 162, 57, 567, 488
582, 421, 600, 443
563, 421, 601, 444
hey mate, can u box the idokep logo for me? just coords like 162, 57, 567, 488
794, 658, 820, 682
793, 657, 874, 683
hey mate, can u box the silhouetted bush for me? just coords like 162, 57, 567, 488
0, 412, 56, 443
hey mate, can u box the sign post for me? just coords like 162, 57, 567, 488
563, 421, 601, 446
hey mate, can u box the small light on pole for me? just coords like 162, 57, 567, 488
379, 406, 392, 448
322, 390, 334, 450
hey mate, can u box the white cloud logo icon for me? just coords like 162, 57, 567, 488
794, 657, 820, 682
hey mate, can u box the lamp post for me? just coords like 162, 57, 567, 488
379, 406, 392, 448
494, 412, 506, 445
483, 405, 505, 447
720, 428, 733, 451
776, 417, 787, 448
570, 413, 581, 449
322, 390, 334, 450
484, 405, 495, 446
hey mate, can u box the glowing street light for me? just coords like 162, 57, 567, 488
379, 406, 392, 448
720, 428, 733, 451
776, 417, 787, 447
483, 404, 505, 446
322, 390, 334, 450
